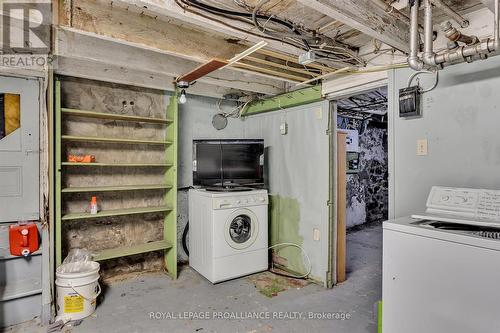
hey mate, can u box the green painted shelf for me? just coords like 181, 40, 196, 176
93, 240, 172, 261
62, 108, 173, 124
61, 162, 172, 167
55, 79, 178, 278
61, 205, 172, 221
62, 135, 172, 145
62, 184, 172, 193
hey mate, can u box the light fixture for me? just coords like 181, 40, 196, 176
176, 80, 189, 104
179, 89, 187, 104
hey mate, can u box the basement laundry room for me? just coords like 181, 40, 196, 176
2, 1, 500, 333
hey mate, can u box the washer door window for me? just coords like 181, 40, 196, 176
225, 209, 259, 250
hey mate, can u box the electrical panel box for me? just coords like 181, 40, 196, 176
399, 86, 421, 118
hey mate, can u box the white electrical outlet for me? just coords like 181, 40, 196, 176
315, 108, 323, 120
417, 138, 428, 155
313, 228, 320, 241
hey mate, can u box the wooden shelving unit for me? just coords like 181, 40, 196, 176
55, 79, 178, 279
61, 184, 173, 193
61, 162, 172, 167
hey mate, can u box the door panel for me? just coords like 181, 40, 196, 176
0, 76, 39, 222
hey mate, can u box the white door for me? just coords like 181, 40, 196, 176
0, 76, 39, 222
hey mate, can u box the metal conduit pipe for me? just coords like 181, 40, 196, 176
430, 0, 469, 28
441, 21, 478, 45
408, 0, 426, 70
433, 0, 499, 65
422, 0, 437, 66
409, 0, 500, 69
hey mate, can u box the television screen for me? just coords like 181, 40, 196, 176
193, 139, 264, 187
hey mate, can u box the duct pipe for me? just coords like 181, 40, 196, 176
433, 0, 499, 64
408, 0, 426, 70
411, 0, 499, 68
430, 0, 469, 28
441, 21, 478, 45
422, 0, 437, 66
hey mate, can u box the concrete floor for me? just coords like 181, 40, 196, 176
4, 223, 382, 333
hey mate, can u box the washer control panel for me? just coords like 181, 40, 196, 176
213, 194, 268, 210
427, 186, 500, 221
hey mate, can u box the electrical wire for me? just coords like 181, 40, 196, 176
269, 242, 312, 279
407, 70, 439, 93
174, 0, 308, 51
177, 0, 365, 67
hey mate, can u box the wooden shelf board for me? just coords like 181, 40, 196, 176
93, 240, 172, 261
62, 135, 172, 145
61, 162, 172, 167
62, 205, 172, 221
62, 108, 173, 124
62, 184, 172, 193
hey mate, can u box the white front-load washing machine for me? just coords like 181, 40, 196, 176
188, 188, 268, 283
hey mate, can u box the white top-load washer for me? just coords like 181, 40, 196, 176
383, 186, 500, 333
188, 188, 268, 283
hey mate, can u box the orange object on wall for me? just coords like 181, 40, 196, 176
9, 223, 39, 256
68, 154, 96, 163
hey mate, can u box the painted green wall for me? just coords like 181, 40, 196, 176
269, 195, 306, 275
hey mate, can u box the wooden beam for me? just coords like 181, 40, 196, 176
177, 58, 228, 83
55, 27, 285, 95
56, 56, 243, 98
296, 0, 410, 53
241, 85, 322, 116
256, 49, 335, 73
110, 0, 305, 56
245, 56, 318, 77
234, 62, 308, 82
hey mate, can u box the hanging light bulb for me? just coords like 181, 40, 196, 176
179, 89, 187, 104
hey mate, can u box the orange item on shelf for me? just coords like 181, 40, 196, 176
68, 154, 96, 163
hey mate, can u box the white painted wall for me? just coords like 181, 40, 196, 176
388, 56, 500, 218
178, 98, 331, 284
178, 95, 244, 187
242, 101, 331, 284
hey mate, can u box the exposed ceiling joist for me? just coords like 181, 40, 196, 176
296, 0, 411, 53
55, 27, 285, 95
109, 0, 305, 56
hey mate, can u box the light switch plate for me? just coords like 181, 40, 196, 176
280, 122, 288, 135
417, 139, 428, 156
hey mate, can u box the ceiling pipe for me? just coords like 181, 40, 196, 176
422, 0, 437, 66
408, 0, 428, 70
430, 0, 469, 28
441, 21, 478, 45
408, 0, 500, 70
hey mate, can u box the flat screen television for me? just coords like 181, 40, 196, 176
193, 139, 264, 187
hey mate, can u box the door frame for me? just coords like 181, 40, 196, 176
327, 78, 390, 286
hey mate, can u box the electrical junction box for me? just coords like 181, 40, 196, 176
399, 86, 421, 118
298, 51, 316, 65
